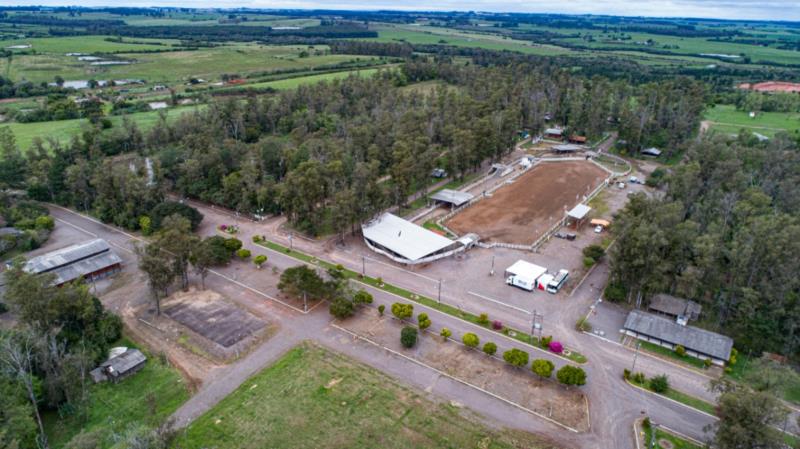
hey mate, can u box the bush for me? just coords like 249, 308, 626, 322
582, 244, 605, 261
631, 372, 646, 384
236, 248, 251, 259
254, 254, 267, 268
224, 238, 243, 252
603, 282, 627, 302
728, 348, 738, 366
417, 313, 431, 330
674, 345, 686, 357
0, 302, 7, 315
252, 235, 262, 243
483, 342, 497, 356
532, 359, 555, 379
462, 332, 480, 348
583, 256, 596, 268
491, 320, 503, 330
477, 313, 489, 326
503, 348, 529, 368
34, 215, 54, 230
377, 304, 385, 316
440, 328, 452, 341
540, 335, 553, 349
329, 296, 355, 319
391, 302, 414, 320
139, 216, 152, 235
642, 417, 651, 429
575, 317, 592, 332
623, 369, 631, 380
400, 326, 418, 348
556, 365, 587, 386
548, 341, 564, 354
649, 374, 669, 393
704, 358, 712, 368
353, 290, 373, 305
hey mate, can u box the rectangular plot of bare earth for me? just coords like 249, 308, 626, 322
447, 161, 608, 245
164, 289, 266, 348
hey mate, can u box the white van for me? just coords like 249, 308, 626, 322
546, 269, 569, 294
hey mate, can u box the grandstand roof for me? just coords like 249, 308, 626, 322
362, 213, 456, 262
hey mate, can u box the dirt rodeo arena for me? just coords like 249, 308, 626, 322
446, 160, 610, 245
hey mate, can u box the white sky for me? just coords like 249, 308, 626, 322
3, 1, 800, 21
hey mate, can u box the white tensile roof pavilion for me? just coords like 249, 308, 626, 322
362, 213, 463, 264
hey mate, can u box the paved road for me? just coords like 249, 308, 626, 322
48, 204, 791, 448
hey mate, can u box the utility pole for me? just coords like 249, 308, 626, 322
490, 256, 495, 276
437, 279, 442, 303
289, 232, 293, 251
531, 310, 543, 340
649, 420, 657, 449
303, 291, 308, 313
631, 341, 641, 372
362, 256, 366, 277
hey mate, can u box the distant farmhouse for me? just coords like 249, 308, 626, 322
24, 238, 122, 286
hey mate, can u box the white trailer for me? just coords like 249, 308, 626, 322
546, 269, 570, 294
505, 260, 547, 292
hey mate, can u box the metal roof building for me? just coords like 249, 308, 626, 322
552, 144, 584, 153
623, 310, 733, 365
90, 348, 147, 383
430, 189, 474, 208
25, 238, 122, 285
567, 204, 592, 220
648, 294, 702, 322
361, 213, 466, 265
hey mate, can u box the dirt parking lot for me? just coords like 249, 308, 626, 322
447, 161, 608, 245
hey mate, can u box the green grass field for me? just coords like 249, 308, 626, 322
368, 25, 573, 56
643, 425, 703, 449
3, 35, 179, 53
0, 41, 381, 85
178, 343, 554, 449
3, 105, 203, 152
220, 67, 382, 91
704, 104, 800, 137
724, 355, 800, 405
43, 338, 190, 449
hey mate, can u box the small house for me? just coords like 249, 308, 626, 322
568, 135, 587, 144
648, 294, 702, 323
641, 147, 662, 157
90, 348, 147, 383
544, 128, 564, 140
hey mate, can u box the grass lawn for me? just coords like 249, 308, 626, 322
43, 337, 190, 449
254, 238, 588, 364
178, 343, 555, 449
704, 104, 800, 137
627, 377, 716, 416
226, 67, 382, 91
3, 105, 203, 152
643, 425, 704, 449
638, 340, 709, 370
724, 354, 800, 405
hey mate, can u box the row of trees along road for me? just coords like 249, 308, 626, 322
0, 59, 705, 237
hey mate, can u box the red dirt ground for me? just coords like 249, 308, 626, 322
447, 161, 608, 245
738, 81, 800, 93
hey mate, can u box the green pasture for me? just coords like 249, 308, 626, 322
705, 104, 800, 137
3, 105, 203, 152
177, 343, 552, 449
0, 43, 378, 84
2, 35, 179, 53
367, 25, 574, 56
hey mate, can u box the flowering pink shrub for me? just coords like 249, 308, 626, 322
549, 341, 563, 354
220, 224, 227, 230
492, 320, 504, 330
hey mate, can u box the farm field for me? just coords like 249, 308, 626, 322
3, 105, 203, 151
42, 338, 190, 449
704, 104, 800, 137
447, 161, 608, 245
2, 35, 181, 53
368, 25, 574, 56
0, 42, 381, 84
177, 343, 556, 449
223, 67, 382, 91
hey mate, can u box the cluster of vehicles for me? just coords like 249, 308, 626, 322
505, 259, 570, 294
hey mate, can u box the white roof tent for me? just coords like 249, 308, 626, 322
362, 213, 468, 265
505, 260, 547, 282
641, 147, 662, 157
430, 189, 474, 208
567, 204, 592, 220
552, 144, 584, 153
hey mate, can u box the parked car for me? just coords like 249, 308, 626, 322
594, 225, 603, 233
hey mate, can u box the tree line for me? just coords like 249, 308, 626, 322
607, 132, 800, 358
